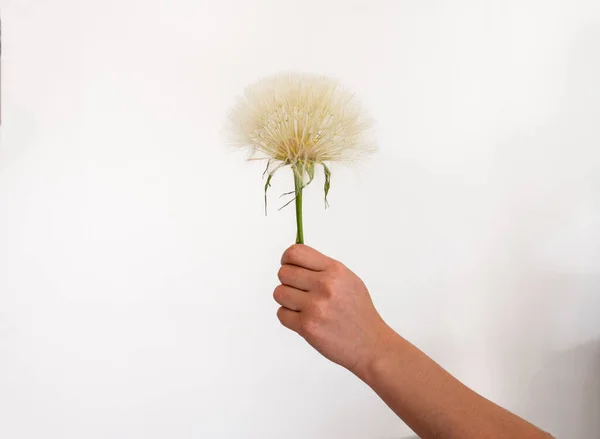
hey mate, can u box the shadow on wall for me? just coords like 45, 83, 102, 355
523, 340, 600, 438
482, 24, 600, 439
369, 23, 600, 439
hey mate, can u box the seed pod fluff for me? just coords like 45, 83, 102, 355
227, 72, 375, 244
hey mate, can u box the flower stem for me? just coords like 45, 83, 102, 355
294, 170, 304, 244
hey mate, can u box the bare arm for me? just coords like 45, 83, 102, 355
273, 244, 552, 439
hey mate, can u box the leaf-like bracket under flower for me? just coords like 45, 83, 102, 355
323, 163, 331, 208
263, 160, 332, 214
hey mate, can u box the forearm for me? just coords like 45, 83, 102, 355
355, 328, 552, 439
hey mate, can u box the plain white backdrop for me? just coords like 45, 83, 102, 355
1, 1, 599, 438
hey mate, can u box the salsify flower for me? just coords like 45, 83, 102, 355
227, 72, 375, 244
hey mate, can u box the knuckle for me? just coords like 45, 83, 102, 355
329, 260, 346, 275
311, 297, 326, 316
277, 266, 287, 282
285, 244, 302, 262
318, 276, 336, 294
277, 307, 292, 329
299, 316, 317, 337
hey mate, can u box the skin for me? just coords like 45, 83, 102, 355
274, 244, 552, 439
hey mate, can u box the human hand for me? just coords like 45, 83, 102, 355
274, 244, 393, 374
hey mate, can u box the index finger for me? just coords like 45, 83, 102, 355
281, 244, 332, 272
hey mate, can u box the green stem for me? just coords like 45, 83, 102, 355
294, 170, 304, 244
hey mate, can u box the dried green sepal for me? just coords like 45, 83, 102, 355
323, 163, 332, 208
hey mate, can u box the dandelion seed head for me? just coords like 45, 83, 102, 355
228, 73, 375, 173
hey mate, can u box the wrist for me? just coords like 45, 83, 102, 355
352, 322, 407, 384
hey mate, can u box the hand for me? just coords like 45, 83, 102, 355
274, 244, 392, 374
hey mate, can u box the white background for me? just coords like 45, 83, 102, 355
1, 1, 599, 438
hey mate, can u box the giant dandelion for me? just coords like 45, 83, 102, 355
228, 73, 375, 244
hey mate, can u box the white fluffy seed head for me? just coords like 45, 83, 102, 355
227, 73, 375, 172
